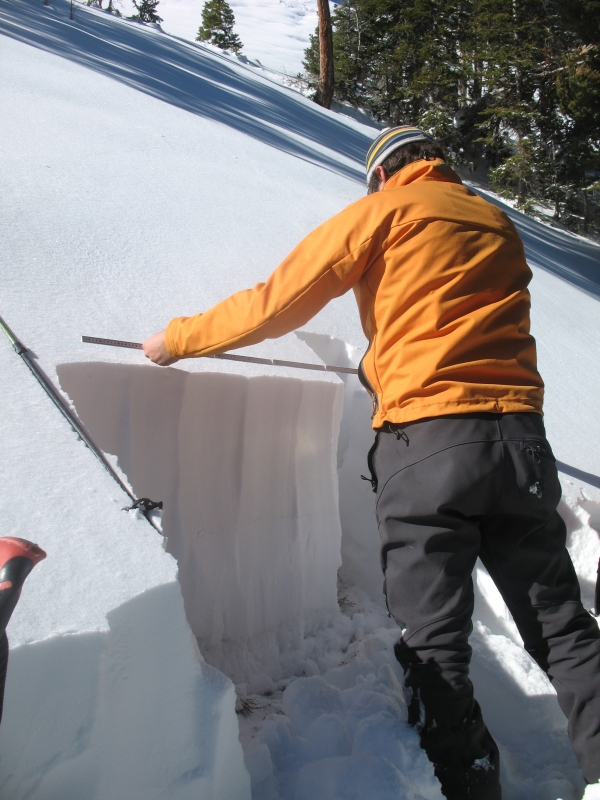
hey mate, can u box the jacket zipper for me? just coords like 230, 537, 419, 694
358, 345, 379, 420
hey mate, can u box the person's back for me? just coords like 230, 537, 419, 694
341, 158, 543, 425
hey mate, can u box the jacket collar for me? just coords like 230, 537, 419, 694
383, 159, 463, 191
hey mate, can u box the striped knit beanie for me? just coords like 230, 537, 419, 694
365, 125, 436, 186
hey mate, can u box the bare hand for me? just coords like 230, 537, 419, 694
142, 330, 180, 366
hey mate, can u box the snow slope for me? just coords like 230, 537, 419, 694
1, 1, 600, 798
153, 0, 320, 76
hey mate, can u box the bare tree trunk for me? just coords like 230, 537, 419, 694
315, 0, 334, 109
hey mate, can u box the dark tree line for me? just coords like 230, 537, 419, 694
304, 0, 600, 237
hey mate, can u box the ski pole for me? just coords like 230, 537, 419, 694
81, 335, 359, 375
0, 315, 163, 535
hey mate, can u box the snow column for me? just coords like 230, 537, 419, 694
58, 363, 344, 684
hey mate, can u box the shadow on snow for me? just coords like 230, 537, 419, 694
0, 0, 371, 182
2, 0, 598, 298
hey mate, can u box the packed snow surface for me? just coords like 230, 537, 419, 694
1, 1, 600, 798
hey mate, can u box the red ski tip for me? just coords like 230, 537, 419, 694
0, 538, 46, 568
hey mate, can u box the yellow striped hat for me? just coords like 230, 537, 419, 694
366, 125, 435, 186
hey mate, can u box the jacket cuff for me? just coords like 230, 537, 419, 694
165, 318, 183, 358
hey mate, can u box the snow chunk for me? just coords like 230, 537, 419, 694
1, 585, 250, 800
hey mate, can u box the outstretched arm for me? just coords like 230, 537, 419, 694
145, 195, 380, 365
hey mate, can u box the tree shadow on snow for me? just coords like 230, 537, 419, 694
2, 0, 597, 306
0, 0, 370, 183
2, 0, 597, 298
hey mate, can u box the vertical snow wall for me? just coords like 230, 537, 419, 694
58, 361, 344, 684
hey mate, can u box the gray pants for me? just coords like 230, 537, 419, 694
368, 412, 600, 798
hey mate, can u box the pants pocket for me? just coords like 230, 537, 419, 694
513, 439, 561, 508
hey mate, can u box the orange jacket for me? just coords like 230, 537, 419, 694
166, 159, 544, 427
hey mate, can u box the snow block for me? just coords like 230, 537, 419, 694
58, 363, 344, 683
0, 583, 251, 800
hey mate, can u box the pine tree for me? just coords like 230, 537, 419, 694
471, 0, 571, 212
304, 0, 471, 153
130, 0, 162, 23
304, 0, 600, 235
197, 0, 243, 54
554, 2, 600, 230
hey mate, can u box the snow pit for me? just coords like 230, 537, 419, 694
57, 360, 345, 684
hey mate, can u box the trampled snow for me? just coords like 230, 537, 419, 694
1, 1, 600, 798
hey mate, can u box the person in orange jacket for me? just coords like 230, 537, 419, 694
143, 126, 600, 798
